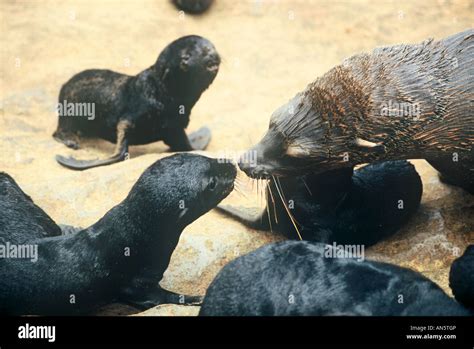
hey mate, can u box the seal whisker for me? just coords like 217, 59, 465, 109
272, 175, 302, 240
265, 186, 273, 234
301, 177, 313, 196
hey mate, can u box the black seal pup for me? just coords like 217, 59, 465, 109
172, 0, 214, 14
199, 241, 472, 316
450, 245, 474, 309
218, 160, 422, 246
53, 35, 220, 170
0, 154, 236, 315
238, 29, 473, 193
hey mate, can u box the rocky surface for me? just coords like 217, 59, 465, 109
1, 0, 472, 316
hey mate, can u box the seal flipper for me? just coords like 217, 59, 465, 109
53, 135, 80, 150
164, 126, 211, 151
55, 120, 130, 170
216, 204, 270, 230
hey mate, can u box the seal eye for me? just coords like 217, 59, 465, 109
208, 177, 217, 191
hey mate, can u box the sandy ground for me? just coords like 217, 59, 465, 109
0, 0, 473, 315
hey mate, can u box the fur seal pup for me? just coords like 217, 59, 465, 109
238, 29, 473, 193
172, 0, 214, 14
53, 35, 220, 170
450, 244, 474, 309
0, 154, 236, 315
218, 160, 422, 246
200, 241, 472, 316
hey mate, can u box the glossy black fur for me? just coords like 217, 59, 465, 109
53, 35, 220, 169
172, 0, 213, 14
450, 244, 474, 309
0, 173, 62, 243
0, 154, 236, 315
219, 160, 422, 246
200, 241, 472, 316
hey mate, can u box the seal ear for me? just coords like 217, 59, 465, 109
354, 137, 385, 154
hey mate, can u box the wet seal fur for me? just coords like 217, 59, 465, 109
53, 35, 220, 170
172, 0, 213, 14
200, 241, 472, 316
0, 154, 236, 315
450, 244, 474, 309
219, 160, 422, 246
239, 29, 473, 194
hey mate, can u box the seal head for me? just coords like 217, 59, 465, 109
155, 35, 220, 106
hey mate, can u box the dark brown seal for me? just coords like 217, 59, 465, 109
239, 29, 473, 193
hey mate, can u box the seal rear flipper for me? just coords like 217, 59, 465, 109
119, 286, 202, 310
55, 152, 128, 170
216, 204, 270, 230
56, 120, 130, 170
53, 134, 80, 150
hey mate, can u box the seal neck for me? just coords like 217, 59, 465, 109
140, 64, 206, 109
86, 198, 182, 276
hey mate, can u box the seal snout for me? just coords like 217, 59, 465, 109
238, 153, 272, 180
203, 48, 220, 74
217, 161, 237, 194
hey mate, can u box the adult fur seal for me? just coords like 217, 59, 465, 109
239, 29, 473, 193
172, 0, 213, 14
200, 241, 472, 316
450, 244, 474, 309
53, 35, 220, 170
0, 154, 236, 315
218, 160, 422, 246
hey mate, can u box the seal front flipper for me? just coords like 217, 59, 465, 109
216, 204, 270, 230
119, 286, 203, 310
55, 120, 130, 170
164, 126, 211, 151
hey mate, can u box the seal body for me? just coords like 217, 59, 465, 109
172, 0, 213, 14
239, 29, 473, 193
219, 160, 421, 246
450, 244, 474, 309
200, 241, 471, 316
0, 154, 236, 315
53, 35, 220, 170
0, 173, 63, 243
